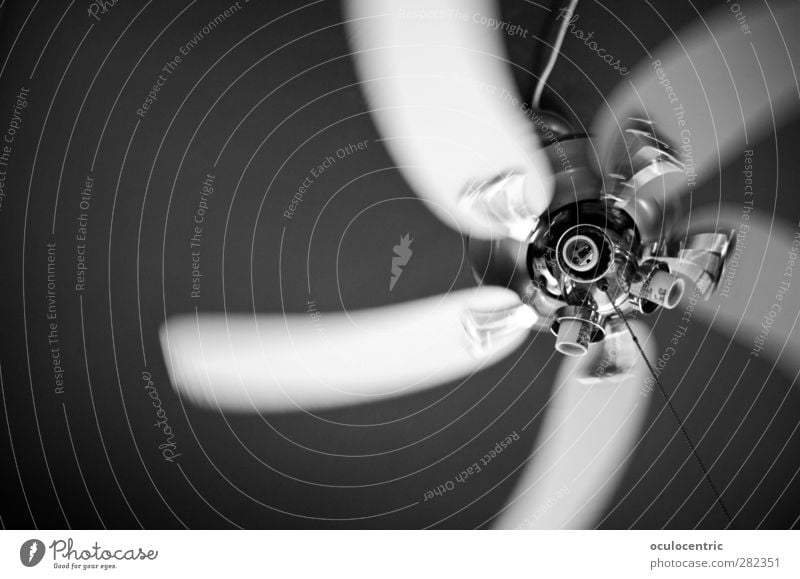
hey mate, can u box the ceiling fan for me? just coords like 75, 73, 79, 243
159, 0, 800, 528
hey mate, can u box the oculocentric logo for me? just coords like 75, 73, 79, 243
389, 233, 414, 291
20, 539, 45, 567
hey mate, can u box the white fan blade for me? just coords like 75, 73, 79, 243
345, 0, 553, 239
496, 321, 655, 529
687, 205, 799, 370
161, 287, 532, 412
592, 1, 800, 201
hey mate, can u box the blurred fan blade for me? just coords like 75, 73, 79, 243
495, 321, 655, 529
345, 0, 552, 239
592, 1, 800, 201
161, 287, 533, 412
687, 205, 799, 371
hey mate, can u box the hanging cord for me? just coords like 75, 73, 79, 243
601, 286, 735, 528
532, 0, 579, 109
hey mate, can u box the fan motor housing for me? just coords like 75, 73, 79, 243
468, 115, 732, 356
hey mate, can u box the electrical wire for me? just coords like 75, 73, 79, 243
601, 286, 735, 528
532, 0, 579, 109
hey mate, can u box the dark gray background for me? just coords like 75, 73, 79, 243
0, 0, 798, 529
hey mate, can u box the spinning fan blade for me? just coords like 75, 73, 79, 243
592, 1, 800, 202
345, 0, 553, 240
495, 321, 655, 529
161, 287, 533, 412
687, 205, 799, 372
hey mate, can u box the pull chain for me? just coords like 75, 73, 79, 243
602, 287, 735, 528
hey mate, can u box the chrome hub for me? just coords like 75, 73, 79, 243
467, 116, 735, 356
